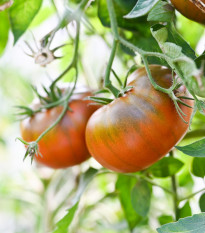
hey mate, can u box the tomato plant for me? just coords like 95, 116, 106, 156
1, 0, 205, 232
86, 65, 193, 173
170, 0, 205, 24
20, 91, 99, 169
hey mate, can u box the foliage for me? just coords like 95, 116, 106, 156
0, 0, 205, 232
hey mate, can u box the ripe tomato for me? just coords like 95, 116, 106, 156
20, 90, 99, 169
85, 65, 194, 173
170, 0, 205, 24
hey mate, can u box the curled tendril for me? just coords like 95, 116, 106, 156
16, 138, 42, 164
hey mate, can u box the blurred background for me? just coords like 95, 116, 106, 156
0, 0, 205, 232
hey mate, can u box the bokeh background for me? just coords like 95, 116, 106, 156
0, 0, 205, 232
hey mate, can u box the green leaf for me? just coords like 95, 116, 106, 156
131, 179, 152, 217
9, 0, 43, 43
148, 157, 184, 178
53, 203, 79, 233
98, 0, 149, 33
147, 1, 174, 22
151, 24, 196, 60
0, 0, 10, 4
157, 213, 205, 233
158, 215, 173, 225
125, 0, 159, 18
178, 202, 192, 219
199, 193, 205, 212
191, 157, 205, 178
176, 138, 205, 157
0, 11, 9, 56
116, 175, 142, 231
52, 168, 98, 233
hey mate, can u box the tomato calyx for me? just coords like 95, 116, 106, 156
15, 84, 75, 119
16, 138, 41, 164
24, 38, 69, 67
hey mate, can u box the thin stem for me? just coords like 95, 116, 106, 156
50, 21, 81, 93
106, 0, 119, 40
170, 151, 180, 221
142, 56, 177, 94
141, 175, 174, 195
179, 188, 205, 202
36, 79, 77, 143
125, 173, 174, 195
104, 40, 120, 97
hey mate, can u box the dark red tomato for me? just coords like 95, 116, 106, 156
20, 91, 99, 169
171, 0, 205, 24
85, 65, 194, 173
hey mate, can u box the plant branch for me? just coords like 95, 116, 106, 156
179, 188, 205, 202
49, 21, 81, 96
104, 39, 120, 97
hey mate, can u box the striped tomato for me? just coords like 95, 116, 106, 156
85, 65, 193, 173
171, 0, 205, 24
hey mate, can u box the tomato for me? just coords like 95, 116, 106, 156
20, 90, 99, 169
170, 0, 205, 24
85, 65, 194, 173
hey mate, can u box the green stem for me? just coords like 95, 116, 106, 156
106, 0, 119, 40
102, 0, 121, 97
179, 188, 205, 202
36, 82, 77, 143
141, 175, 174, 195
43, 0, 89, 42
124, 173, 174, 195
142, 56, 172, 94
104, 39, 120, 97
50, 21, 80, 95
170, 151, 180, 221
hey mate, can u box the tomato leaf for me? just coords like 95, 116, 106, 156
131, 179, 152, 217
52, 202, 79, 233
52, 168, 98, 233
116, 175, 142, 231
98, 0, 149, 33
175, 138, 205, 157
178, 202, 192, 219
0, 11, 10, 56
191, 157, 205, 178
147, 1, 175, 22
199, 193, 205, 212
8, 0, 43, 43
157, 213, 205, 233
151, 24, 196, 60
158, 215, 173, 225
125, 0, 160, 18
147, 157, 184, 178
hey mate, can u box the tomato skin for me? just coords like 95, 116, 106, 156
85, 65, 194, 173
20, 92, 99, 169
170, 0, 205, 24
